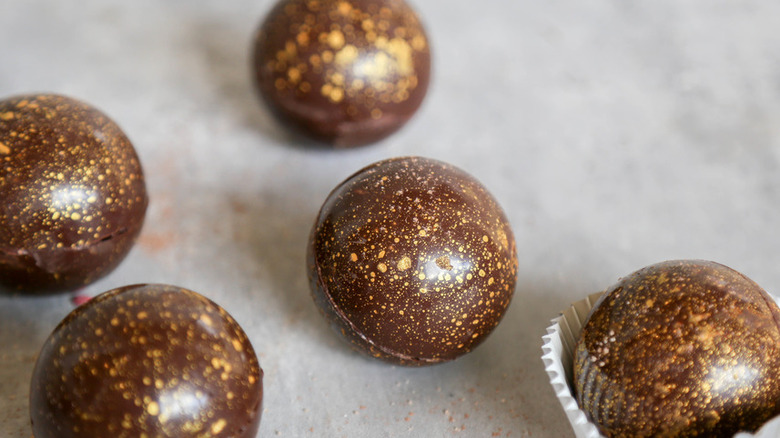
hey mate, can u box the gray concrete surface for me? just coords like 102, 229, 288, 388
2, 1, 780, 436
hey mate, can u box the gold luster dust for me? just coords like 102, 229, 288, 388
0, 141, 9, 154
146, 401, 160, 416
376, 37, 415, 76
287, 67, 302, 83
200, 314, 214, 327
321, 83, 345, 103
327, 30, 346, 50
436, 255, 453, 270
336, 1, 352, 15
334, 44, 359, 66
330, 87, 345, 102
211, 419, 227, 434
411, 34, 426, 51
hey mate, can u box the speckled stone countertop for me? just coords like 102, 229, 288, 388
2, 1, 780, 436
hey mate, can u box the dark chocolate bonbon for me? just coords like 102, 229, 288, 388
308, 156, 518, 365
574, 260, 780, 437
30, 284, 263, 438
0, 94, 147, 293
253, 0, 431, 147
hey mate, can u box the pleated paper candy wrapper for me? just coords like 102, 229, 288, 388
541, 292, 780, 438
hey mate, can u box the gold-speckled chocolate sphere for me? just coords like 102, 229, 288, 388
308, 157, 518, 365
574, 260, 780, 437
30, 284, 263, 438
0, 94, 147, 293
253, 0, 431, 147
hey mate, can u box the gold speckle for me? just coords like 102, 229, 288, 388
0, 142, 7, 155
378, 263, 388, 273
146, 401, 160, 416
287, 67, 302, 83
327, 30, 346, 49
334, 44, 358, 66
321, 83, 345, 102
297, 31, 310, 46
211, 418, 227, 434
330, 87, 344, 102
436, 256, 453, 271
336, 1, 352, 15
0, 111, 14, 120
411, 35, 427, 51
350, 253, 358, 262
397, 256, 412, 270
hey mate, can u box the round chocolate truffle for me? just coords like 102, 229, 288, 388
574, 260, 780, 437
30, 284, 263, 438
253, 0, 431, 147
308, 156, 518, 365
0, 94, 147, 293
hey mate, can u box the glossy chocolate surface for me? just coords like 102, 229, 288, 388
253, 0, 431, 147
0, 94, 147, 293
308, 157, 517, 365
30, 284, 263, 438
574, 260, 780, 437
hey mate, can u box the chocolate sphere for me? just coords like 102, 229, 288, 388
0, 94, 147, 293
574, 260, 780, 437
30, 284, 263, 438
253, 0, 431, 147
308, 157, 518, 365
